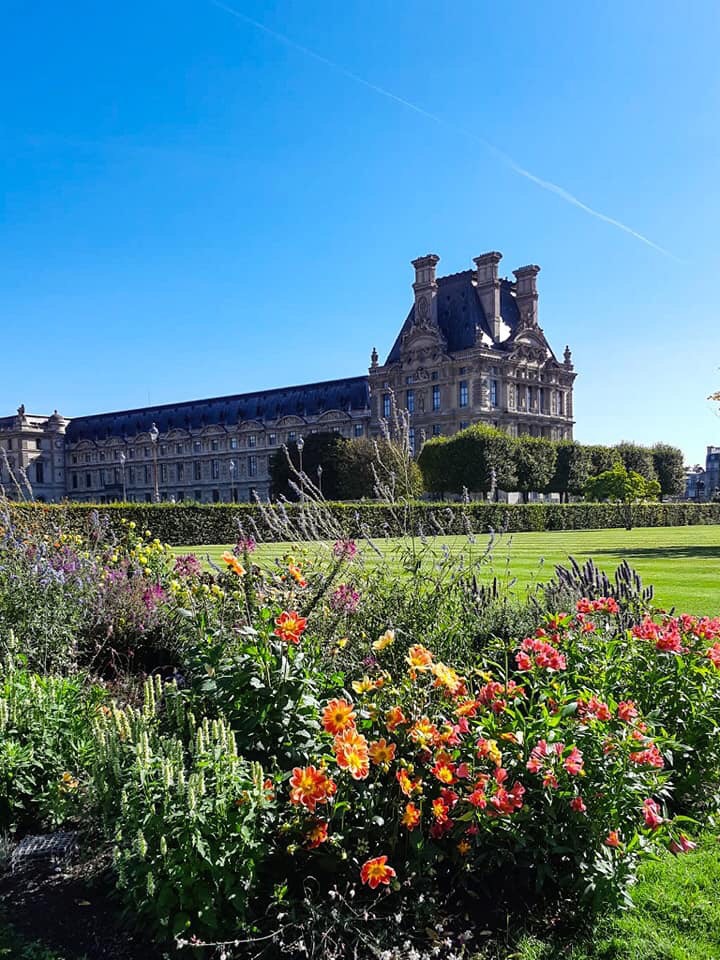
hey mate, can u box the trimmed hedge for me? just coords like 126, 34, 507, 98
4, 500, 720, 545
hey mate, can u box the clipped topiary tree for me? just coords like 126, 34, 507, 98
614, 442, 657, 481
513, 435, 558, 503
651, 442, 686, 500
547, 440, 591, 503
584, 462, 661, 529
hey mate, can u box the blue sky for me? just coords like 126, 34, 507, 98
2, 0, 719, 463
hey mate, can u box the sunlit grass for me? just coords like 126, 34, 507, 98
173, 524, 720, 615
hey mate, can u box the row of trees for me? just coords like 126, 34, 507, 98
269, 428, 685, 503
418, 426, 685, 501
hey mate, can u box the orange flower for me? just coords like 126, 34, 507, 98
457, 839, 471, 856
322, 698, 356, 735
360, 855, 396, 890
289, 765, 336, 812
305, 821, 329, 849
222, 551, 246, 576
274, 611, 307, 644
396, 767, 423, 797
369, 738, 396, 766
352, 675, 384, 694
406, 644, 433, 672
386, 706, 408, 732
288, 564, 307, 588
431, 662, 466, 697
409, 716, 440, 748
431, 760, 457, 785
373, 629, 395, 651
334, 728, 370, 780
401, 801, 421, 831
605, 830, 622, 848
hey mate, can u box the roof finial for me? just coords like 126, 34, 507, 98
370, 346, 379, 368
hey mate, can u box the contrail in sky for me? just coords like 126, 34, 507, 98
209, 0, 677, 260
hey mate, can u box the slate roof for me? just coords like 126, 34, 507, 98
66, 377, 370, 443
386, 271, 521, 364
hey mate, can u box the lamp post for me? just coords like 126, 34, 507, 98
149, 422, 160, 502
229, 459, 236, 503
317, 463, 323, 496
119, 452, 127, 502
490, 467, 497, 503
296, 435, 305, 502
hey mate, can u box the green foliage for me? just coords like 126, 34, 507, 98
513, 435, 557, 500
585, 464, 661, 505
418, 424, 517, 496
6, 499, 720, 545
548, 440, 592, 501
614, 442, 657, 482
585, 444, 623, 476
652, 442, 686, 499
0, 670, 106, 830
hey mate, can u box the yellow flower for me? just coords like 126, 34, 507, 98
337, 637, 349, 649
457, 840, 471, 856
372, 629, 395, 652
352, 675, 381, 694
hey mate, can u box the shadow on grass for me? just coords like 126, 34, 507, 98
586, 545, 720, 561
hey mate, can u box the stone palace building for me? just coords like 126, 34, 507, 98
0, 251, 576, 503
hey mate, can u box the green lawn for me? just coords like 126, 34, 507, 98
173, 524, 720, 614
504, 831, 720, 960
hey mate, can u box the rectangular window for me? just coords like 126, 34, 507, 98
406, 389, 415, 413
383, 394, 391, 418
7, 439, 13, 450
431, 371, 439, 381
432, 424, 441, 436
459, 366, 467, 375
229, 437, 238, 450
526, 386, 533, 410
354, 423, 363, 437
128, 449, 135, 459
85, 473, 92, 488
177, 462, 184, 481
268, 432, 276, 445
212, 489, 220, 503
211, 439, 219, 451
72, 473, 78, 489
459, 420, 470, 431
129, 467, 135, 484
288, 431, 296, 443
160, 444, 166, 456
160, 464, 168, 482
557, 391, 564, 416
193, 440, 201, 453
193, 461, 201, 481
144, 446, 150, 458
212, 459, 220, 480
35, 461, 44, 483
194, 490, 202, 502
71, 454, 77, 464
176, 442, 184, 455
459, 380, 469, 408
177, 491, 184, 502
490, 380, 498, 407
248, 455, 257, 477
408, 428, 415, 455
432, 385, 440, 411
248, 434, 257, 447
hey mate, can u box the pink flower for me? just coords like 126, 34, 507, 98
642, 798, 664, 830
570, 796, 587, 813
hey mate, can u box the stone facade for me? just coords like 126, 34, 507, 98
0, 250, 575, 503
685, 446, 720, 501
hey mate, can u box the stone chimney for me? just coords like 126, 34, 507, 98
473, 252, 503, 341
513, 264, 540, 327
411, 254, 440, 327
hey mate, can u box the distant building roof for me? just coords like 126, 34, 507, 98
386, 271, 521, 364
65, 376, 370, 442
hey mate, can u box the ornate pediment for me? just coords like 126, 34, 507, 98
509, 329, 551, 364
397, 323, 448, 366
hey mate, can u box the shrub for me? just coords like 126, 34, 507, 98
6, 500, 720, 546
0, 669, 106, 830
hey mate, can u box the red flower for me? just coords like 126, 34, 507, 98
670, 833, 697, 855
305, 821, 329, 849
570, 796, 587, 813
629, 742, 664, 769
274, 611, 307, 644
563, 746, 584, 776
360, 856, 396, 890
642, 798, 664, 830
706, 644, 720, 669
617, 700, 638, 722
289, 766, 336, 812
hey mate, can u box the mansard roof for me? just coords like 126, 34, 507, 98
386, 271, 521, 364
65, 376, 370, 443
